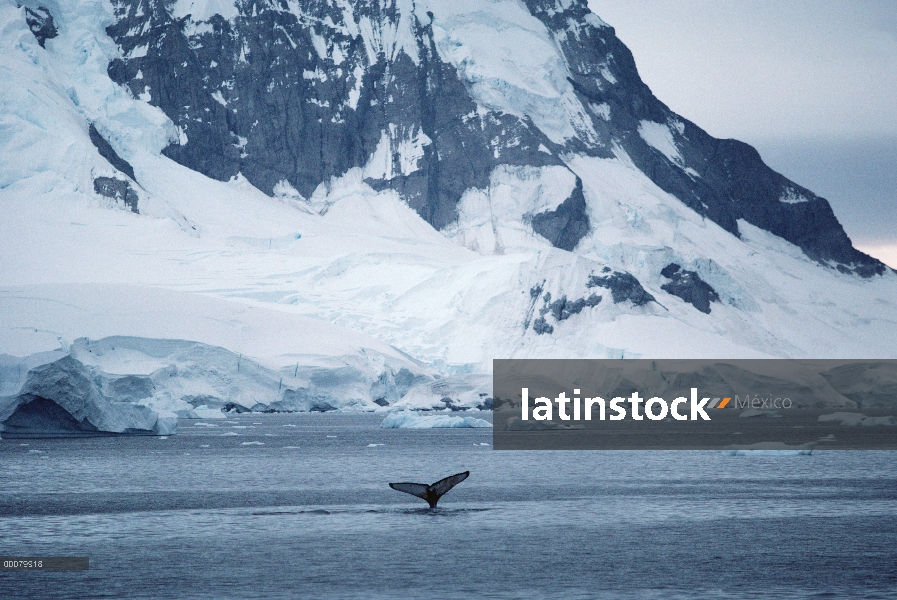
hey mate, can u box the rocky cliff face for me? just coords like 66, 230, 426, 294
101, 0, 883, 276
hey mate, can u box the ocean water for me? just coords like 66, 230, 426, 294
1, 413, 895, 599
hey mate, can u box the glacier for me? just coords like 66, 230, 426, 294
0, 354, 178, 437
1, 1, 896, 435
0, 332, 433, 435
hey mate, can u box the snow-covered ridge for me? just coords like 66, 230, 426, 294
85, 0, 886, 276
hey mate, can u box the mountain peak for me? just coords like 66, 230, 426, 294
100, 0, 883, 277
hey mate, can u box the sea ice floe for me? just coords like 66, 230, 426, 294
381, 412, 492, 429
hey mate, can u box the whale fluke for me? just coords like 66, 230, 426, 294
389, 471, 470, 508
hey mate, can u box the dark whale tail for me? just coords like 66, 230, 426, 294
389, 471, 470, 508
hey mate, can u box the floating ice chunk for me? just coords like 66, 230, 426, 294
283, 446, 301, 449
28, 449, 45, 454
739, 409, 781, 418
367, 443, 385, 447
818, 412, 897, 426
199, 444, 210, 448
241, 441, 264, 446
221, 431, 240, 436
503, 417, 582, 431
723, 442, 814, 456
380, 412, 492, 429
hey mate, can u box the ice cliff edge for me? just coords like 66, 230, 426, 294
0, 355, 177, 437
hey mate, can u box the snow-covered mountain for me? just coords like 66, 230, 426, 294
1, 0, 896, 430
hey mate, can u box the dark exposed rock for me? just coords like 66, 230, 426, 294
587, 271, 655, 306
476, 397, 494, 410
105, 0, 564, 233
100, 0, 885, 275
93, 176, 139, 213
532, 316, 554, 335
660, 263, 720, 314
373, 397, 390, 407
531, 288, 602, 334
223, 402, 250, 413
89, 124, 137, 181
531, 177, 590, 251
523, 282, 545, 330
24, 6, 57, 48
440, 396, 466, 411
547, 293, 602, 321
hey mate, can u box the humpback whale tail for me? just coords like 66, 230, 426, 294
389, 471, 470, 508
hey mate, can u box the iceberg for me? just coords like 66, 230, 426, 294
380, 412, 492, 429
0, 356, 177, 437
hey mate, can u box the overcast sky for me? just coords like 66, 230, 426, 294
588, 0, 897, 267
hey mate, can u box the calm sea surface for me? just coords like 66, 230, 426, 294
1, 413, 895, 599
